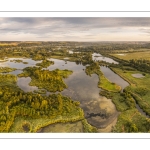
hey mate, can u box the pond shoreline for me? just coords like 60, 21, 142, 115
0, 55, 134, 132
109, 67, 131, 86
98, 113, 119, 132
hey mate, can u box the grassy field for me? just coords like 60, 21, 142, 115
109, 48, 150, 53
10, 117, 97, 133
111, 51, 150, 61
85, 63, 121, 92
111, 93, 132, 111
111, 67, 150, 87
0, 42, 18, 46
111, 67, 150, 115
9, 113, 84, 133
99, 89, 150, 132
113, 108, 150, 132
98, 72, 121, 92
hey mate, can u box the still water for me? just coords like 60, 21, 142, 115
1, 58, 42, 69
92, 53, 118, 64
0, 56, 129, 129
100, 66, 129, 91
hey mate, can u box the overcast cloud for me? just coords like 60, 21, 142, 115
1, 17, 150, 41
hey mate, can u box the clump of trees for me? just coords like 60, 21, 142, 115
0, 83, 84, 132
120, 91, 136, 109
85, 61, 100, 76
112, 109, 150, 133
36, 59, 54, 68
10, 59, 23, 63
129, 59, 150, 73
134, 87, 148, 96
99, 90, 113, 99
0, 67, 17, 73
0, 74, 17, 86
82, 119, 97, 133
85, 62, 121, 92
18, 67, 73, 92
124, 87, 150, 116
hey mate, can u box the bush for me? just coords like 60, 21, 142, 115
22, 122, 31, 132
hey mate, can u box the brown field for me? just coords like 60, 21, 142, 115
0, 42, 18, 46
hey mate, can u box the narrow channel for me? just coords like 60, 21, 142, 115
100, 66, 129, 91
135, 103, 149, 118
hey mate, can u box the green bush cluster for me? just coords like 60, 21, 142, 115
36, 59, 54, 68
18, 67, 73, 92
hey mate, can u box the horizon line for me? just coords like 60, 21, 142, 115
0, 41, 150, 42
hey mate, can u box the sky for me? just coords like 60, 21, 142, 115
1, 17, 150, 41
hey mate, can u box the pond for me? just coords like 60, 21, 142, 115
100, 66, 129, 91
68, 50, 80, 54
135, 103, 149, 118
0, 57, 41, 69
92, 53, 119, 64
0, 56, 127, 131
132, 73, 145, 78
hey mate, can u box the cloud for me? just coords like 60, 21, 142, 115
1, 17, 150, 41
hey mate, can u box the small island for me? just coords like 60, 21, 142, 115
18, 67, 73, 92
36, 59, 54, 68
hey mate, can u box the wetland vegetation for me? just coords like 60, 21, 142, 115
0, 67, 17, 73
18, 67, 73, 92
36, 59, 54, 68
0, 41, 150, 133
85, 62, 121, 92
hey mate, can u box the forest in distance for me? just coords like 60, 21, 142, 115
0, 41, 150, 133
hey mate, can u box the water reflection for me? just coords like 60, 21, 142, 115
132, 73, 144, 78
17, 77, 38, 92
13, 58, 101, 105
135, 103, 149, 118
0, 56, 122, 129
92, 53, 118, 64
100, 66, 129, 91
68, 50, 80, 54
1, 58, 41, 69
47, 58, 100, 104
9, 70, 23, 75
68, 50, 74, 54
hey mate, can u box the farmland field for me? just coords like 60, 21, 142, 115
111, 51, 150, 61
